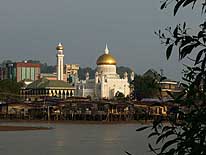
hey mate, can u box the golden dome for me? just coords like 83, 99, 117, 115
96, 44, 117, 65
96, 53, 117, 65
56, 43, 64, 50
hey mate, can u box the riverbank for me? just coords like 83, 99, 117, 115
0, 125, 51, 131
0, 120, 153, 131
0, 119, 153, 125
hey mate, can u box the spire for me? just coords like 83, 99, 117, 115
105, 43, 109, 54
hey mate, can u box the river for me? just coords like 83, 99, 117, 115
0, 122, 153, 155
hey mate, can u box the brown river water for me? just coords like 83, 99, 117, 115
0, 122, 153, 155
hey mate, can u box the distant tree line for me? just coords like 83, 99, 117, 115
0, 59, 134, 80
0, 79, 23, 101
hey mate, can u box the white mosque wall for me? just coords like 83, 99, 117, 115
96, 65, 116, 74
100, 78, 130, 99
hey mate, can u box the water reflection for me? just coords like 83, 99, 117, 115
102, 125, 121, 144
0, 123, 152, 155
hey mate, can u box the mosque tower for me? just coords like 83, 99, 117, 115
56, 43, 64, 81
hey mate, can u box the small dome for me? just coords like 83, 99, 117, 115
96, 44, 117, 65
96, 53, 117, 65
56, 43, 64, 50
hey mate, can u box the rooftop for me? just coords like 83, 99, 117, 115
27, 78, 74, 89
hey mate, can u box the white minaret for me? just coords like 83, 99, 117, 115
131, 71, 135, 81
56, 43, 64, 81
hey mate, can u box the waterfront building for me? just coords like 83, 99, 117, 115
21, 77, 75, 99
160, 79, 182, 98
76, 45, 131, 99
40, 73, 57, 81
1, 61, 40, 82
143, 69, 182, 98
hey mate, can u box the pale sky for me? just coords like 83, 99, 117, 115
0, 0, 203, 80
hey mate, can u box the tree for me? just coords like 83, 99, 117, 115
115, 91, 125, 100
132, 75, 159, 99
78, 67, 95, 80
136, 0, 206, 155
40, 63, 56, 73
117, 66, 133, 81
0, 79, 23, 101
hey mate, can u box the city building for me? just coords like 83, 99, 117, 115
0, 67, 6, 80
160, 79, 182, 98
21, 43, 77, 99
143, 69, 182, 98
64, 64, 79, 85
21, 78, 75, 99
40, 73, 57, 81
1, 61, 40, 82
76, 44, 131, 99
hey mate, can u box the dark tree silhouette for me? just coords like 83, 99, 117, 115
0, 79, 23, 100
133, 75, 159, 99
136, 0, 206, 155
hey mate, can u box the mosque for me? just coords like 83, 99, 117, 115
22, 43, 133, 100
75, 44, 133, 99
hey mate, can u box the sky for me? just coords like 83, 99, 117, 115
0, 0, 203, 80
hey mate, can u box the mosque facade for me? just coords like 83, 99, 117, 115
76, 45, 133, 99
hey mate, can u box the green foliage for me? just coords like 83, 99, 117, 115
133, 75, 159, 99
160, 0, 206, 15
40, 63, 56, 73
115, 91, 125, 100
117, 66, 133, 80
138, 0, 206, 155
0, 79, 22, 100
78, 67, 95, 80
